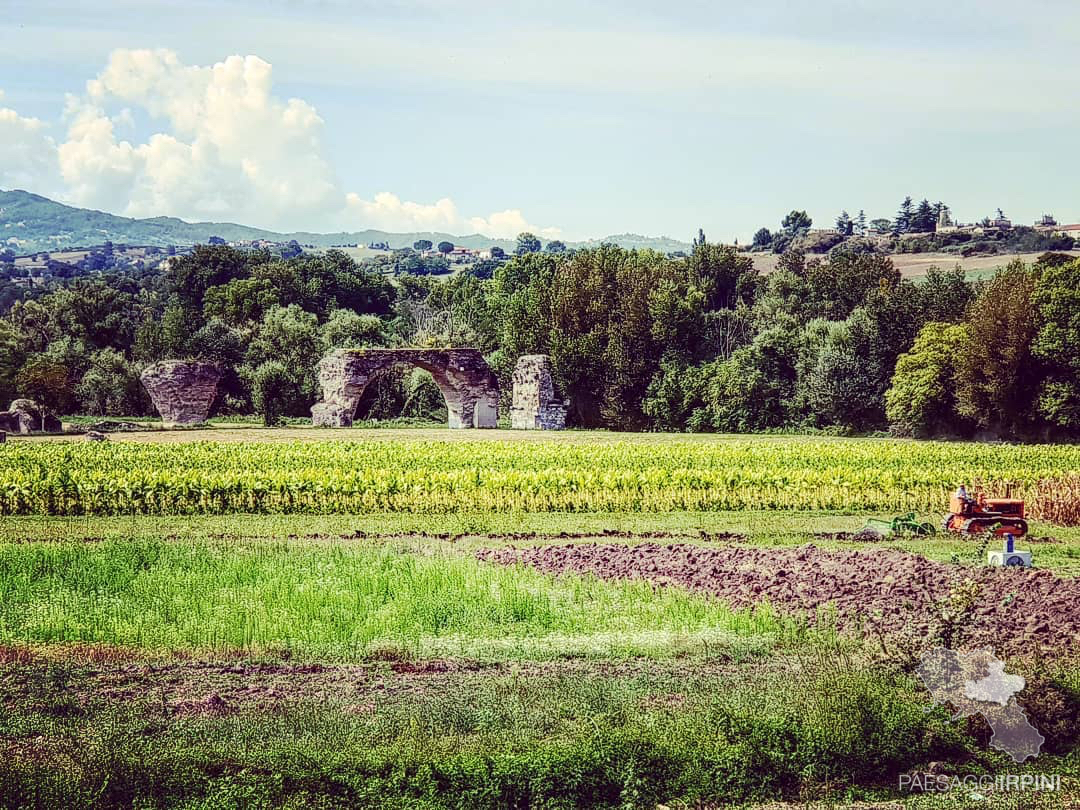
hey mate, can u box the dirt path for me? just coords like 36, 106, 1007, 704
477, 543, 1080, 660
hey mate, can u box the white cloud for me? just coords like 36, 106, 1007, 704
0, 90, 61, 192
344, 191, 557, 239
59, 49, 341, 226
56, 101, 139, 213
3, 51, 558, 239
469, 209, 560, 240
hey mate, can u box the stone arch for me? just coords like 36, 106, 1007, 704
311, 348, 499, 429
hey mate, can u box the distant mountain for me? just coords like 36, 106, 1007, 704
571, 233, 693, 253
0, 189, 692, 255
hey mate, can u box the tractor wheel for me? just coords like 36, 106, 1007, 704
942, 513, 956, 533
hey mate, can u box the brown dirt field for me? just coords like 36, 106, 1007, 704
477, 543, 1080, 660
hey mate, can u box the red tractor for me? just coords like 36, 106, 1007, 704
943, 485, 1028, 538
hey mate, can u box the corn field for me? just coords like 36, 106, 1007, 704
0, 438, 1077, 518
1029, 473, 1080, 526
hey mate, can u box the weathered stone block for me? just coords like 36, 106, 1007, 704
511, 355, 567, 430
311, 401, 353, 428
140, 361, 221, 427
0, 399, 62, 433
311, 348, 499, 429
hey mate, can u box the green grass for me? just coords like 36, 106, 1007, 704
5, 512, 1079, 575
0, 538, 799, 659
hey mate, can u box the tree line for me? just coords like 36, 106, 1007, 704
0, 239, 1076, 438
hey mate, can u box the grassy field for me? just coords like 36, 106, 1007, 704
0, 537, 797, 659
1, 429, 1078, 808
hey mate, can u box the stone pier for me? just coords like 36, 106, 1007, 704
141, 360, 221, 427
510, 355, 567, 430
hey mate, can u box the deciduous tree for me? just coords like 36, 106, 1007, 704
886, 322, 971, 437
14, 355, 69, 428
250, 360, 291, 426
74, 348, 146, 416
955, 261, 1040, 437
515, 233, 541, 255
1031, 259, 1080, 432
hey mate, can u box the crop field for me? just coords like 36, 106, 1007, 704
1, 430, 1078, 809
3, 435, 1079, 516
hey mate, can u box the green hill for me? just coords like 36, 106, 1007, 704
0, 189, 282, 252
572, 232, 693, 254
0, 189, 692, 255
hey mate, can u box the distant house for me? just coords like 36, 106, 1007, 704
447, 247, 478, 264
1051, 224, 1080, 238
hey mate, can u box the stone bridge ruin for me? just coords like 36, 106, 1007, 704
311, 348, 499, 429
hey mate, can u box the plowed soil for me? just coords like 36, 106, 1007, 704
476, 543, 1080, 660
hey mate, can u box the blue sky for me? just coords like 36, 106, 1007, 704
2, 0, 1078, 241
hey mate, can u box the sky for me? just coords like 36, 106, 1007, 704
1, 0, 1079, 242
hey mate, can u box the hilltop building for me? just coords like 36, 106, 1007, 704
1051, 224, 1080, 238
